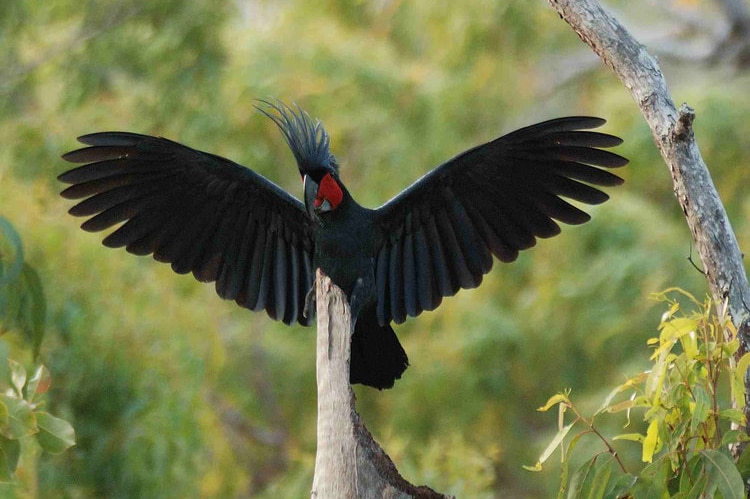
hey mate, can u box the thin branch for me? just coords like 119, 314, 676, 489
717, 0, 750, 32
546, 0, 750, 436
543, 0, 750, 93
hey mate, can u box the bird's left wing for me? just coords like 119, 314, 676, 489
373, 117, 627, 325
59, 132, 315, 326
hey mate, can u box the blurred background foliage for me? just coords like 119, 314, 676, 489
0, 0, 747, 496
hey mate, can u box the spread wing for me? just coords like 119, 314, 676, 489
373, 117, 627, 325
59, 132, 315, 326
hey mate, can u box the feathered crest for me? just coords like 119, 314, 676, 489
255, 99, 337, 173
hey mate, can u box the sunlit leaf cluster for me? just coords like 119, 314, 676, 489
532, 289, 748, 498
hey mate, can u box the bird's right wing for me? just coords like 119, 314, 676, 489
373, 117, 628, 325
59, 132, 315, 326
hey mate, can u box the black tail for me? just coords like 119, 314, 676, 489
350, 306, 409, 389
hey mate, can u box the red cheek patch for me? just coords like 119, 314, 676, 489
316, 172, 343, 209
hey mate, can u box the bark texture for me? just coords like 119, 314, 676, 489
311, 270, 451, 499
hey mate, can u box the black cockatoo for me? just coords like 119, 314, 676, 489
59, 101, 627, 389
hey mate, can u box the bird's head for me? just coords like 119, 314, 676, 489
256, 100, 344, 220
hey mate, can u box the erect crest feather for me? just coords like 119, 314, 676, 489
255, 99, 337, 174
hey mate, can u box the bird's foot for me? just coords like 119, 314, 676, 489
303, 286, 316, 319
348, 277, 374, 330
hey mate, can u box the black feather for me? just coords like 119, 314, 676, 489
216, 205, 252, 301
376, 245, 391, 325
256, 228, 274, 314
402, 226, 418, 318
413, 225, 433, 313
434, 208, 475, 289
389, 238, 405, 324
285, 243, 301, 325
424, 215, 454, 298
273, 232, 288, 323
444, 189, 492, 276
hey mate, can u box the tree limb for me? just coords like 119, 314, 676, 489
311, 270, 451, 499
546, 0, 750, 433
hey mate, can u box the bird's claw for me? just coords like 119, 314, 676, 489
303, 286, 316, 319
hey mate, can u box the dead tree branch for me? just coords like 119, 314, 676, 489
546, 0, 750, 434
311, 270, 451, 499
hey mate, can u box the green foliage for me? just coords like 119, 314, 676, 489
0, 218, 45, 358
0, 217, 75, 494
0, 0, 747, 496
530, 289, 748, 498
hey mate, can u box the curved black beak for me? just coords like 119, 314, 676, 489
303, 175, 319, 220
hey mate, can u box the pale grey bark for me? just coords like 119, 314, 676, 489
546, 0, 750, 432
311, 270, 451, 499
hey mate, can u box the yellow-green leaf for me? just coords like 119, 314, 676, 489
732, 353, 750, 403
524, 423, 574, 471
642, 420, 660, 463
537, 393, 570, 412
718, 408, 746, 425
659, 317, 697, 343
595, 373, 647, 415
613, 433, 645, 443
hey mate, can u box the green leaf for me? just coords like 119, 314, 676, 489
0, 436, 20, 483
632, 459, 670, 499
604, 474, 637, 499
36, 412, 76, 454
720, 429, 747, 447
18, 264, 46, 359
736, 443, 750, 483
36, 412, 75, 454
701, 449, 745, 499
0, 403, 8, 429
718, 409, 746, 425
25, 364, 51, 403
0, 217, 24, 286
645, 349, 674, 407
676, 454, 706, 498
7, 360, 25, 398
679, 472, 709, 499
0, 218, 24, 338
0, 223, 46, 358
690, 385, 710, 433
567, 455, 612, 499
524, 422, 574, 471
732, 352, 750, 403
0, 395, 36, 439
556, 429, 590, 498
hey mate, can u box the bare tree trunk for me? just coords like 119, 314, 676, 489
546, 0, 750, 436
311, 270, 452, 499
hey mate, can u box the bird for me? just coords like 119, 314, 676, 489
59, 100, 627, 389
